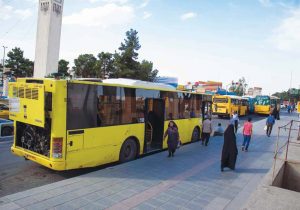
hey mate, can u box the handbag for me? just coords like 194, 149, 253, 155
177, 140, 182, 148
264, 125, 267, 131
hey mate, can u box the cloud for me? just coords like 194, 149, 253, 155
180, 12, 197, 20
258, 0, 271, 7
63, 3, 135, 27
0, 1, 33, 20
270, 9, 300, 52
143, 11, 152, 19
139, 0, 150, 8
258, 0, 300, 8
102, 0, 128, 4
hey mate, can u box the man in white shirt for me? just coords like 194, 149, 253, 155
202, 118, 212, 146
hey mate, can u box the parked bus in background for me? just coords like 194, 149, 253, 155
202, 94, 213, 119
8, 78, 206, 171
240, 98, 249, 116
212, 95, 248, 118
242, 96, 256, 114
254, 95, 280, 115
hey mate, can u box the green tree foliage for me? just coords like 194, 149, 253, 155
6, 47, 33, 77
73, 29, 159, 81
229, 77, 248, 96
273, 89, 300, 101
114, 29, 141, 79
58, 59, 70, 76
96, 52, 115, 79
113, 29, 158, 81
73, 54, 97, 78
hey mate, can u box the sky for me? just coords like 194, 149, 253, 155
0, 0, 300, 94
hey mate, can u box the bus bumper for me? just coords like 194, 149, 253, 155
11, 146, 66, 171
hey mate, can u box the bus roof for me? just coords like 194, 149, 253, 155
214, 95, 243, 99
242, 95, 255, 99
102, 78, 176, 91
15, 78, 205, 95
255, 95, 280, 100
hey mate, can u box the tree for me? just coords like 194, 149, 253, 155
58, 59, 70, 76
229, 77, 248, 96
137, 60, 158, 82
96, 52, 115, 79
73, 54, 97, 78
113, 29, 159, 81
6, 47, 34, 77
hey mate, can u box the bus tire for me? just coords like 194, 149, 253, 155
192, 127, 200, 142
119, 138, 137, 163
1, 126, 13, 136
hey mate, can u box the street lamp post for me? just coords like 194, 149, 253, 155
2, 46, 8, 88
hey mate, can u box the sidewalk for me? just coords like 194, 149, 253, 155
0, 114, 296, 210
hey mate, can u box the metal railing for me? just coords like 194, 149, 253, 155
272, 120, 300, 181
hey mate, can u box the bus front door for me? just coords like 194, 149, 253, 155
144, 98, 165, 152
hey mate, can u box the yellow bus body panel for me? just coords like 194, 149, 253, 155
9, 82, 45, 128
239, 106, 247, 116
65, 124, 145, 170
11, 146, 65, 170
297, 102, 300, 114
163, 118, 201, 147
255, 105, 270, 115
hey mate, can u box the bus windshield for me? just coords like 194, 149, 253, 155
213, 98, 228, 104
256, 96, 270, 105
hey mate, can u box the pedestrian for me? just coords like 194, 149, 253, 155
164, 121, 179, 157
202, 117, 212, 146
213, 123, 224, 136
292, 103, 296, 113
287, 104, 291, 114
266, 114, 275, 137
242, 117, 253, 152
276, 104, 281, 120
221, 124, 238, 171
272, 106, 278, 120
232, 111, 239, 133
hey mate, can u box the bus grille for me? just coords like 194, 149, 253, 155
25, 88, 32, 99
13, 87, 39, 100
32, 88, 39, 100
18, 87, 25, 98
13, 87, 18, 97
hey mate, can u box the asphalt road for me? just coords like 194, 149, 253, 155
0, 114, 267, 197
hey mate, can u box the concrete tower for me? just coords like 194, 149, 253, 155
34, 0, 64, 78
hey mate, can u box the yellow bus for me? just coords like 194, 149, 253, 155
212, 95, 249, 118
297, 102, 300, 114
240, 98, 249, 116
8, 78, 205, 171
254, 95, 280, 115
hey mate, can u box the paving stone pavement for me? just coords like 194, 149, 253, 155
0, 113, 296, 210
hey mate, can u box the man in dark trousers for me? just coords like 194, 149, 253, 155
266, 114, 275, 137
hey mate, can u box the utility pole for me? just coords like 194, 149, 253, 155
2, 46, 8, 87
289, 71, 293, 103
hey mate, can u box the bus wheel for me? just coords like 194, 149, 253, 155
119, 138, 137, 163
1, 126, 13, 136
192, 127, 200, 142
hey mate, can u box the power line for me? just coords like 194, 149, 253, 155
0, 2, 37, 40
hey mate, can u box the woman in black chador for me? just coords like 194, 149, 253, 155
164, 121, 179, 157
221, 124, 238, 171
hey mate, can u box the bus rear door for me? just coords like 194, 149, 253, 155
144, 98, 165, 152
